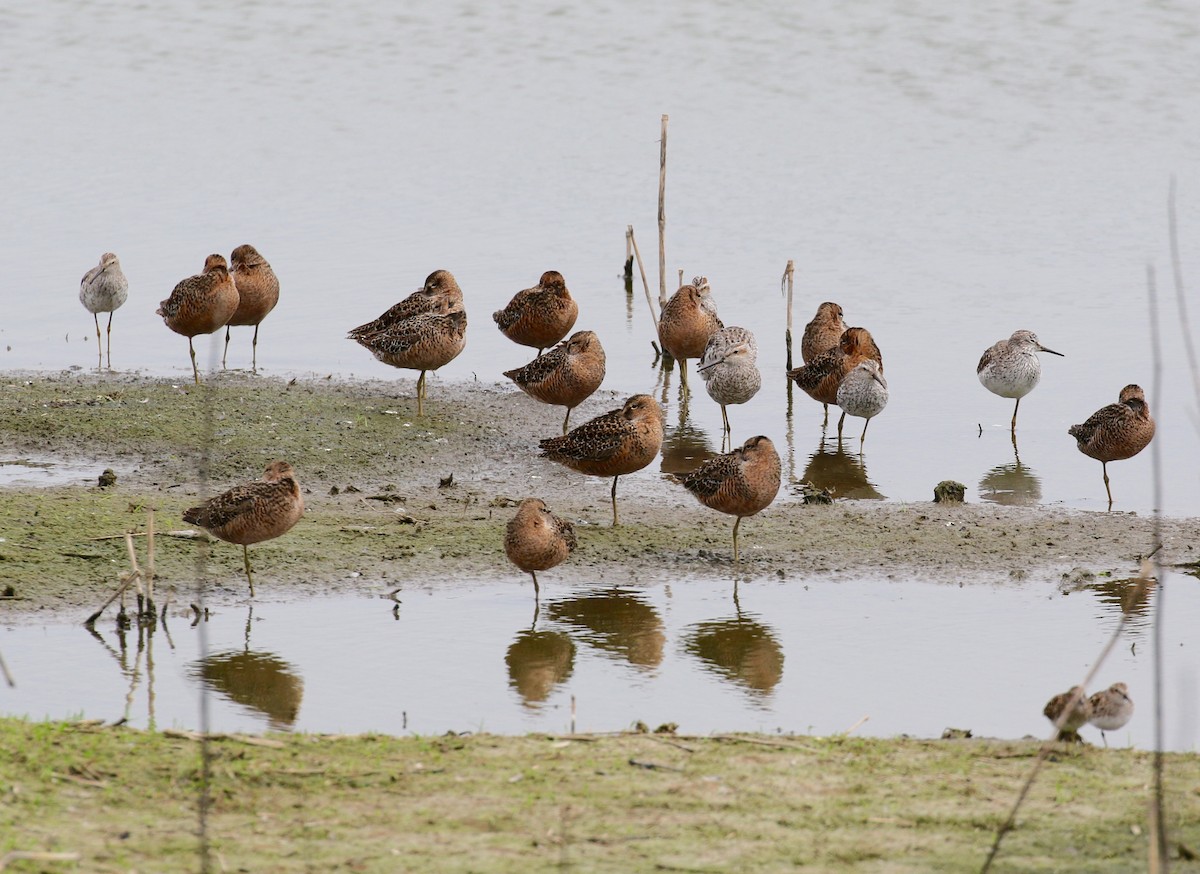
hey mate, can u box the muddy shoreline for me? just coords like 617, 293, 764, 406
1, 371, 1194, 620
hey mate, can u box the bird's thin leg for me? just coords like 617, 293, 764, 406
530, 572, 540, 627
732, 516, 742, 562
105, 312, 114, 369
242, 545, 255, 598
860, 418, 870, 447
222, 325, 232, 369
536, 347, 544, 358
679, 358, 688, 391
416, 370, 426, 417
188, 337, 200, 384
93, 313, 103, 369
1103, 461, 1113, 510
1011, 397, 1020, 433
1102, 730, 1109, 748
822, 403, 829, 427
837, 411, 846, 440
562, 407, 572, 435
722, 405, 731, 450
611, 475, 620, 527
251, 323, 261, 373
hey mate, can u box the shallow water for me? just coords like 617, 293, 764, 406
2, 0, 1199, 514
3, 574, 1198, 750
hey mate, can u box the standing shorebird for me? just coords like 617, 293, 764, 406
1043, 685, 1092, 742
678, 435, 781, 561
977, 330, 1063, 432
225, 243, 280, 373
697, 326, 760, 450
182, 461, 305, 597
504, 498, 577, 598
347, 269, 464, 339
157, 256, 240, 384
79, 252, 129, 370
787, 327, 883, 435
349, 300, 468, 416
1068, 385, 1155, 509
836, 359, 889, 446
1088, 683, 1134, 747
504, 330, 606, 434
799, 301, 847, 419
657, 278, 723, 390
539, 394, 664, 527
493, 270, 578, 356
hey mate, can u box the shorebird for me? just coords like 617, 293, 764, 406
504, 498, 577, 597
977, 330, 1063, 432
79, 253, 129, 370
493, 270, 578, 356
224, 244, 280, 372
836, 359, 888, 446
678, 435, 781, 561
182, 461, 305, 597
157, 256, 240, 384
799, 301, 847, 418
1043, 685, 1092, 742
1088, 683, 1133, 747
504, 330, 606, 434
1068, 385, 1155, 509
657, 277, 723, 390
349, 299, 467, 416
697, 326, 760, 449
539, 394, 664, 526
787, 327, 883, 434
347, 269, 464, 339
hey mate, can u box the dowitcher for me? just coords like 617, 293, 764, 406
225, 243, 280, 373
657, 277, 723, 390
1043, 685, 1092, 741
504, 498, 577, 596
79, 252, 129, 369
347, 269, 464, 339
493, 270, 578, 355
349, 300, 468, 416
157, 256, 240, 384
504, 330, 606, 434
977, 330, 1063, 432
539, 394, 664, 526
1088, 682, 1133, 747
787, 326, 883, 434
697, 326, 760, 448
182, 461, 305, 597
801, 301, 846, 364
678, 435, 781, 561
836, 358, 888, 446
1068, 384, 1155, 509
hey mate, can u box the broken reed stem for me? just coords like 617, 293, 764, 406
1168, 176, 1200, 425
0, 650, 14, 688
782, 260, 795, 369
629, 227, 659, 332
658, 113, 668, 309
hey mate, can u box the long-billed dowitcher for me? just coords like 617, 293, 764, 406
157, 256, 240, 384
493, 270, 578, 356
1068, 385, 1155, 509
539, 394, 664, 526
182, 461, 305, 597
349, 300, 467, 416
678, 435, 781, 561
224, 243, 280, 373
657, 277, 723, 390
504, 498, 577, 597
79, 252, 129, 370
1043, 685, 1092, 741
977, 330, 1063, 432
836, 358, 888, 446
347, 269, 464, 339
801, 301, 846, 364
504, 330, 606, 434
787, 326, 883, 434
697, 326, 760, 449
1088, 682, 1133, 747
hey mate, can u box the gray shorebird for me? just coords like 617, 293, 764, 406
1043, 685, 1092, 742
678, 435, 781, 561
79, 253, 129, 369
1068, 385, 1155, 509
788, 327, 883, 435
977, 330, 1063, 432
697, 326, 760, 449
347, 269, 464, 339
504, 498, 577, 597
225, 244, 280, 372
182, 461, 305, 597
539, 394, 664, 526
504, 330, 606, 434
836, 359, 888, 446
1087, 683, 1133, 747
657, 277, 723, 390
157, 256, 240, 384
493, 270, 578, 356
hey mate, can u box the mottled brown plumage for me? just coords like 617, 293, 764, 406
1068, 384, 1155, 509
787, 326, 883, 434
539, 394, 664, 526
657, 278, 723, 389
493, 270, 578, 355
679, 435, 781, 561
801, 302, 846, 364
182, 461, 305, 597
1043, 685, 1092, 741
504, 498, 577, 595
347, 269, 464, 339
1088, 682, 1134, 747
157, 258, 240, 384
504, 330, 606, 433
224, 243, 280, 372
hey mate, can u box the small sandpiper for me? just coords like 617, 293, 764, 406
977, 330, 1063, 432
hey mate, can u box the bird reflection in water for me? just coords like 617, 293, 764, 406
545, 589, 666, 669
658, 394, 719, 477
798, 436, 885, 500
1060, 573, 1156, 635
683, 585, 784, 699
978, 443, 1043, 506
505, 630, 576, 707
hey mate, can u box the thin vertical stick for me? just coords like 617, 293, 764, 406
1168, 177, 1200, 418
783, 260, 795, 370
658, 114, 668, 309
0, 650, 14, 687
146, 509, 156, 612
570, 694, 577, 735
629, 227, 659, 332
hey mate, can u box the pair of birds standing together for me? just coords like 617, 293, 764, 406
1043, 682, 1134, 746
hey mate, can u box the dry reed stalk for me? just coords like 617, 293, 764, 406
782, 260, 795, 369
629, 227, 659, 332
658, 114, 668, 309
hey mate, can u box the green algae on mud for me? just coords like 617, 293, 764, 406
1, 372, 1196, 617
